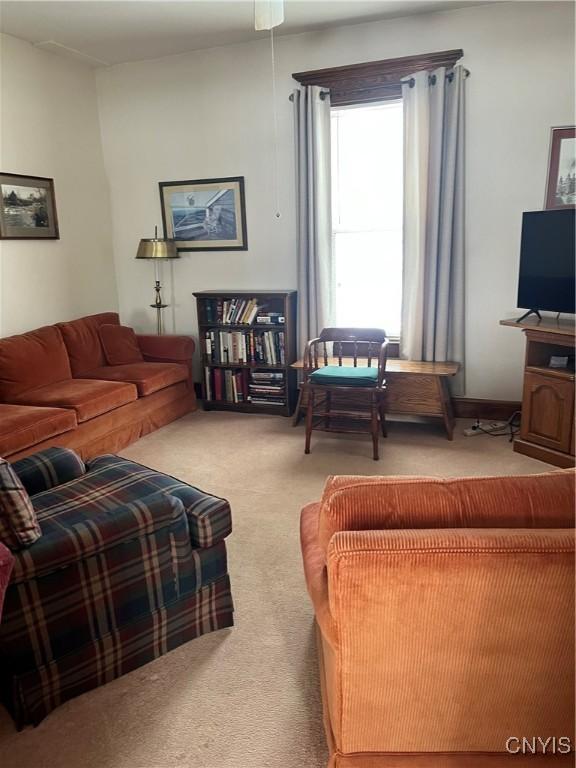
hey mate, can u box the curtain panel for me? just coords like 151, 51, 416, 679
292, 85, 334, 355
400, 66, 466, 387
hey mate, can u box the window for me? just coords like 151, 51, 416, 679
331, 100, 403, 338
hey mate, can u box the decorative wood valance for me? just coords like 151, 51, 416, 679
292, 49, 463, 106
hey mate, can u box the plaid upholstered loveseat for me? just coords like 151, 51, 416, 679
0, 448, 234, 728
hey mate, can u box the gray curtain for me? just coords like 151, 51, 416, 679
400, 66, 465, 387
292, 85, 334, 354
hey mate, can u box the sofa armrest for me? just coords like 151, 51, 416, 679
136, 334, 195, 362
300, 503, 337, 645
11, 448, 86, 497
86, 454, 232, 549
11, 492, 185, 583
317, 470, 576, 553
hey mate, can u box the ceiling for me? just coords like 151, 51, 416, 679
0, 1, 483, 67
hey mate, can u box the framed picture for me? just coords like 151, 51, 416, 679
544, 126, 576, 209
159, 176, 248, 251
0, 173, 59, 239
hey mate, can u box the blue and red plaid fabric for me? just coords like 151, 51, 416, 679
0, 454, 233, 727
0, 542, 14, 621
0, 459, 41, 550
10, 447, 86, 497
3, 575, 233, 726
30, 454, 232, 549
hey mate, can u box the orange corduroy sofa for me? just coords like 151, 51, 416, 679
301, 471, 575, 768
0, 312, 196, 460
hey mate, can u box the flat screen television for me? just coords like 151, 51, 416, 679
517, 209, 575, 316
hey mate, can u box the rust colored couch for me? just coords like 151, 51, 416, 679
301, 471, 575, 768
0, 313, 196, 460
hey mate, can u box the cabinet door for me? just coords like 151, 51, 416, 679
521, 372, 574, 453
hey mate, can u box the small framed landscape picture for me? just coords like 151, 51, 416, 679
544, 126, 576, 209
159, 176, 248, 251
0, 173, 59, 239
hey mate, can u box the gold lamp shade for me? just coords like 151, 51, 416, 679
135, 237, 179, 260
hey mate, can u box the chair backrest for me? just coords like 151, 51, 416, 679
305, 327, 388, 375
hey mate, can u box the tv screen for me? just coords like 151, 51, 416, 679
518, 209, 575, 314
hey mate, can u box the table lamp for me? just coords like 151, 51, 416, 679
135, 226, 179, 334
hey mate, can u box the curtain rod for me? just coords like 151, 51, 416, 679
403, 68, 471, 88
289, 69, 470, 99
288, 90, 329, 102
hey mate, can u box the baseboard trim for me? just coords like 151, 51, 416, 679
513, 437, 575, 468
452, 398, 521, 421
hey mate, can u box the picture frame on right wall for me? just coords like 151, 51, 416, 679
544, 126, 576, 209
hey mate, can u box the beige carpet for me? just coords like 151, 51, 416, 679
0, 411, 548, 768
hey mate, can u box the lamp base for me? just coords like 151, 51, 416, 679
151, 280, 168, 335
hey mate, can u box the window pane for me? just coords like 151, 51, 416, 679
334, 230, 403, 337
331, 101, 403, 337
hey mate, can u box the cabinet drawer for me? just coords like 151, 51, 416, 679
521, 372, 575, 453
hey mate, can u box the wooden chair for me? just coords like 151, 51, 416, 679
302, 328, 388, 460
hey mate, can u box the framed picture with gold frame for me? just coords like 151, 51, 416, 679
159, 176, 248, 251
0, 172, 59, 239
544, 126, 575, 209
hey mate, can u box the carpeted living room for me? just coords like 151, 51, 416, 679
0, 2, 574, 768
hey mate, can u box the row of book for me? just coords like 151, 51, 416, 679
204, 329, 285, 365
203, 298, 284, 326
249, 371, 285, 406
204, 368, 286, 406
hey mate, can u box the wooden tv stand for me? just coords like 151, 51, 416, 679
501, 317, 575, 467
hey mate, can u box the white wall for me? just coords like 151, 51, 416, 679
0, 33, 117, 337
96, 1, 574, 399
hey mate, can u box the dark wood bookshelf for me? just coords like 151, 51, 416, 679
194, 290, 297, 416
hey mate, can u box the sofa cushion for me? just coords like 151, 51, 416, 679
33, 454, 232, 549
310, 365, 379, 387
317, 470, 576, 553
0, 459, 41, 550
57, 313, 120, 376
0, 404, 77, 458
80, 362, 188, 397
99, 324, 143, 365
0, 326, 72, 401
12, 379, 137, 423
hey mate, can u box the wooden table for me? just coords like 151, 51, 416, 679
292, 357, 460, 439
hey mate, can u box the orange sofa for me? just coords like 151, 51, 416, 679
301, 472, 575, 768
0, 313, 196, 460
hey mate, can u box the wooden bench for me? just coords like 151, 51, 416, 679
291, 357, 460, 439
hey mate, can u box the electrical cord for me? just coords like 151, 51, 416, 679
473, 411, 522, 442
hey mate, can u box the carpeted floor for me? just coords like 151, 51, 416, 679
0, 411, 549, 768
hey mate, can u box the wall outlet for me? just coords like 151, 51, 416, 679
463, 421, 507, 436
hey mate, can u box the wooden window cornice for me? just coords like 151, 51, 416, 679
292, 49, 463, 106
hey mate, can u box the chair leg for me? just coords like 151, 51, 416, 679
371, 394, 379, 460
379, 398, 387, 437
305, 388, 315, 455
324, 390, 331, 429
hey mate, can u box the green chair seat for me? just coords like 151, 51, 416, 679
309, 365, 379, 387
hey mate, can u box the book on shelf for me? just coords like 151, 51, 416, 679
204, 367, 286, 406
204, 329, 285, 365
202, 298, 285, 326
